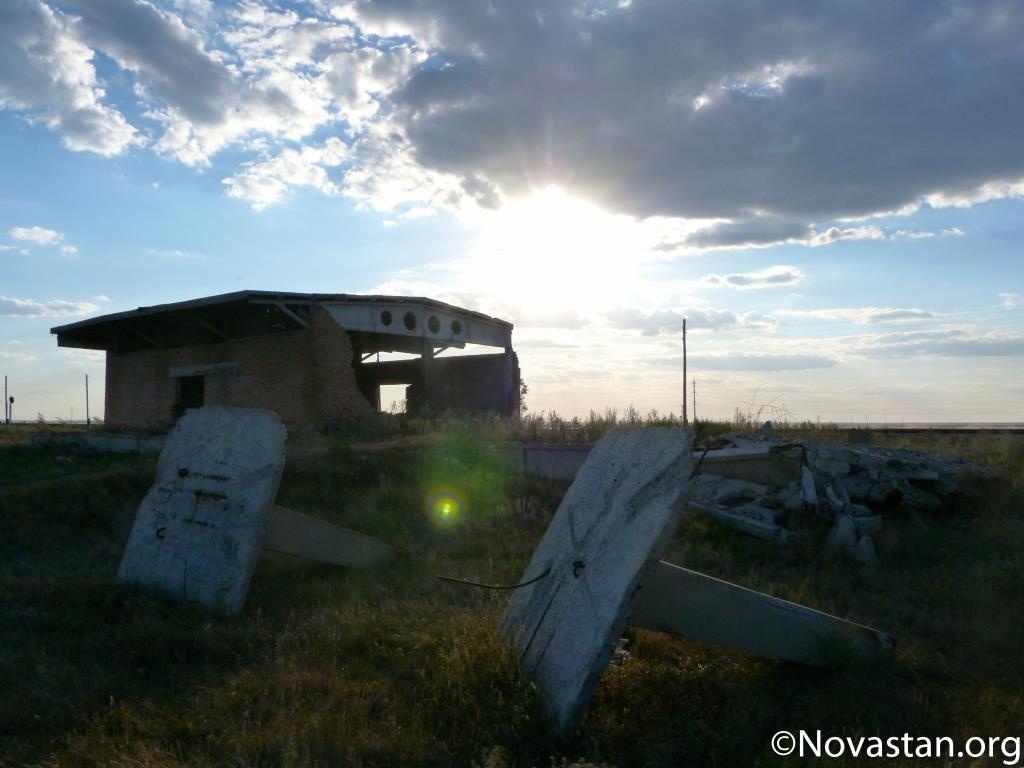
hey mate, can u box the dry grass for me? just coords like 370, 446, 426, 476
0, 421, 1022, 767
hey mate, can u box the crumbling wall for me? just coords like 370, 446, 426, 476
408, 351, 520, 416
105, 307, 373, 429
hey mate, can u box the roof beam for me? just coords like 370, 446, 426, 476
273, 302, 310, 330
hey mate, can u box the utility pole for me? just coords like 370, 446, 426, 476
85, 374, 90, 429
682, 318, 688, 425
692, 379, 696, 424
3, 376, 7, 424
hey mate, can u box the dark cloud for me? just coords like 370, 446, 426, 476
687, 220, 810, 249
348, 0, 1024, 220
66, 0, 237, 126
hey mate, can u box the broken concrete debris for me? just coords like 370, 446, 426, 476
503, 427, 891, 735
690, 428, 987, 565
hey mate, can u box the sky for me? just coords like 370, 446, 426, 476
1, 0, 1022, 424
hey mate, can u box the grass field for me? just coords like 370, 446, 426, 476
1, 421, 1022, 767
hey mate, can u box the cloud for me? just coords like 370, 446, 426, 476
854, 329, 1024, 359
223, 137, 349, 209
0, 295, 99, 317
703, 265, 804, 290
4, 0, 1024, 226
605, 307, 776, 336
142, 247, 206, 259
10, 225, 62, 245
687, 352, 837, 371
657, 220, 887, 251
343, 0, 1024, 221
998, 292, 1021, 309
891, 227, 966, 239
778, 307, 937, 324
0, 0, 137, 155
0, 350, 37, 362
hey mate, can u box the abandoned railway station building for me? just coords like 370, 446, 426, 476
51, 291, 521, 430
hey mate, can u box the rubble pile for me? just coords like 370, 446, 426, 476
690, 425, 988, 565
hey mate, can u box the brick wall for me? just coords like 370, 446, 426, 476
105, 307, 374, 429
409, 351, 521, 416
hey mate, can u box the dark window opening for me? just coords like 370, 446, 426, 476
380, 309, 393, 326
451, 319, 463, 335
173, 375, 205, 419
403, 311, 417, 330
427, 315, 440, 333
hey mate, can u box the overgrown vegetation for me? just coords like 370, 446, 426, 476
0, 421, 1021, 766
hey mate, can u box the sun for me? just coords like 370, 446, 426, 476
460, 186, 652, 316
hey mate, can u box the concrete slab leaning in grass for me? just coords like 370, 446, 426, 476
263, 505, 393, 568
631, 561, 892, 667
117, 406, 287, 614
118, 406, 395, 614
500, 426, 697, 735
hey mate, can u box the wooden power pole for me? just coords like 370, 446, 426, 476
682, 318, 688, 425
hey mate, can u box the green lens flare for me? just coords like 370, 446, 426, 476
426, 487, 466, 530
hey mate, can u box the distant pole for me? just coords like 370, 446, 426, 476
85, 374, 90, 429
692, 379, 696, 424
3, 376, 7, 424
682, 318, 688, 425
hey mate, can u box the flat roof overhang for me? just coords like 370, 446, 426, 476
51, 290, 513, 354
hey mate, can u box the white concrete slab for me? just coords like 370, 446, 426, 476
263, 505, 393, 567
500, 427, 695, 734
117, 406, 286, 614
631, 561, 892, 666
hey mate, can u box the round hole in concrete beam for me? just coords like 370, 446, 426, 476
427, 315, 440, 334
451, 319, 463, 335
380, 310, 393, 326
403, 311, 417, 331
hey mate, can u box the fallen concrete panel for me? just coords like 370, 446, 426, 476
117, 407, 286, 614
502, 441, 802, 486
263, 505, 393, 567
500, 427, 695, 734
29, 431, 166, 454
630, 561, 892, 667
689, 500, 791, 542
698, 445, 802, 486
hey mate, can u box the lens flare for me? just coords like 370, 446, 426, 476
425, 486, 467, 531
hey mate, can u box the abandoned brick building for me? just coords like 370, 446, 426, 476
51, 291, 521, 429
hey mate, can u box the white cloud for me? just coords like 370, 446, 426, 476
853, 329, 1024, 359
0, 295, 99, 317
777, 307, 937, 325
59, 244, 79, 255
891, 227, 966, 240
0, 350, 37, 362
605, 307, 777, 336
10, 225, 62, 245
142, 248, 206, 259
0, 0, 138, 156
685, 352, 837, 371
223, 137, 350, 209
703, 265, 804, 289
998, 292, 1021, 309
